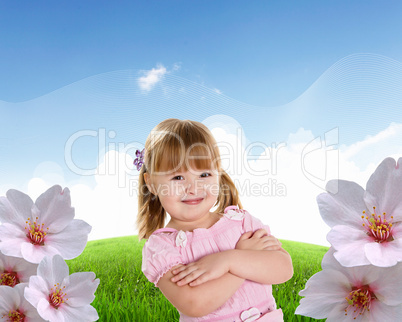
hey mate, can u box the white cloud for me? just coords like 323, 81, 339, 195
213, 88, 223, 95
138, 64, 167, 92
70, 150, 139, 241
340, 122, 402, 183
211, 124, 331, 246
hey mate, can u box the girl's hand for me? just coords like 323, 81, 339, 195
235, 229, 282, 251
170, 252, 230, 287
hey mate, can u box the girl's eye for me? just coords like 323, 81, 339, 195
172, 175, 184, 180
200, 173, 211, 178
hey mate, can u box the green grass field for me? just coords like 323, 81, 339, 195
66, 236, 328, 321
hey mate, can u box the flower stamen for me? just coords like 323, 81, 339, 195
361, 207, 394, 243
49, 283, 68, 309
0, 271, 19, 287
4, 310, 25, 322
24, 217, 49, 246
345, 286, 375, 319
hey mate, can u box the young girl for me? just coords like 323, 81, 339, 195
137, 119, 293, 321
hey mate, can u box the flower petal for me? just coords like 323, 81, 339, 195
326, 303, 358, 322
323, 251, 381, 287
59, 304, 99, 322
35, 185, 75, 233
0, 197, 24, 226
365, 157, 402, 221
321, 248, 369, 286
0, 285, 21, 312
321, 250, 402, 305
368, 300, 402, 322
327, 225, 371, 267
37, 255, 69, 286
317, 180, 367, 228
13, 283, 45, 322
0, 252, 38, 283
45, 220, 91, 260
296, 269, 350, 319
364, 240, 402, 267
4, 189, 34, 224
64, 272, 99, 307
21, 305, 45, 322
369, 262, 402, 305
13, 282, 27, 303
321, 247, 341, 270
21, 242, 61, 264
24, 275, 49, 308
0, 223, 27, 258
37, 297, 65, 322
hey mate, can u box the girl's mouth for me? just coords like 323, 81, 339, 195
181, 198, 203, 205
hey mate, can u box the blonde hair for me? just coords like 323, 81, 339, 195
136, 118, 242, 239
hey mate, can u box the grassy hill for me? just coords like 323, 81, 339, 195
67, 236, 328, 321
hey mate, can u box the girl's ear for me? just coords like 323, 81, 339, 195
144, 173, 156, 195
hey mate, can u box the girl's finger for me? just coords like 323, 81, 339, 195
171, 264, 186, 275
238, 231, 253, 241
171, 265, 199, 282
263, 236, 279, 244
260, 236, 275, 244
189, 272, 210, 287
176, 269, 205, 286
252, 229, 268, 238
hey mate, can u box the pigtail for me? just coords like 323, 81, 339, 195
136, 167, 166, 240
214, 169, 243, 214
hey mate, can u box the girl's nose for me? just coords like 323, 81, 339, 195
185, 182, 196, 195
185, 177, 201, 195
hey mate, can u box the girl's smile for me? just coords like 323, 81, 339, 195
181, 197, 204, 205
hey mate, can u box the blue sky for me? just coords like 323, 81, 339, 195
2, 1, 401, 105
1, 1, 402, 245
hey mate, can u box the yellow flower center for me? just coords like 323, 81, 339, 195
49, 284, 68, 309
345, 286, 375, 319
25, 217, 49, 245
3, 310, 25, 322
361, 207, 394, 243
0, 272, 19, 287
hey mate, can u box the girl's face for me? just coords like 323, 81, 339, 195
144, 166, 220, 228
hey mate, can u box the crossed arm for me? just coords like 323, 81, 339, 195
157, 229, 293, 317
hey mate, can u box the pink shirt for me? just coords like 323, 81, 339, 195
142, 206, 283, 322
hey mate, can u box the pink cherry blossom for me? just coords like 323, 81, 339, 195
0, 252, 37, 287
295, 248, 402, 321
317, 157, 402, 267
0, 185, 92, 264
24, 254, 100, 322
0, 284, 45, 321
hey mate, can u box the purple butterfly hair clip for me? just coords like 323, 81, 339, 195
134, 149, 145, 171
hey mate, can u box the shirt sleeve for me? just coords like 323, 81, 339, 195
242, 210, 271, 235
141, 233, 184, 286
